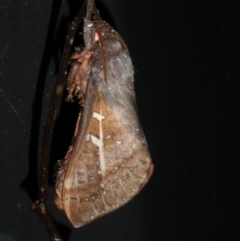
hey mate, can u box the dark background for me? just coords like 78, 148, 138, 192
0, 0, 240, 240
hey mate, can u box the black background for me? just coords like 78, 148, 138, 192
0, 0, 240, 241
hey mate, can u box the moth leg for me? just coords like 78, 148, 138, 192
31, 1, 91, 240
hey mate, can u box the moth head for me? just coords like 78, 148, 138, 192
67, 3, 135, 106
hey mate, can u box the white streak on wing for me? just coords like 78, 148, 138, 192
64, 175, 73, 189
99, 108, 106, 173
90, 135, 103, 147
93, 112, 105, 121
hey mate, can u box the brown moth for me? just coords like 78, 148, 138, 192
54, 0, 154, 228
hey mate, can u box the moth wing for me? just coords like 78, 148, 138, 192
61, 91, 153, 228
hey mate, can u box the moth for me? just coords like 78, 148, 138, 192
53, 0, 154, 228
32, 0, 153, 236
